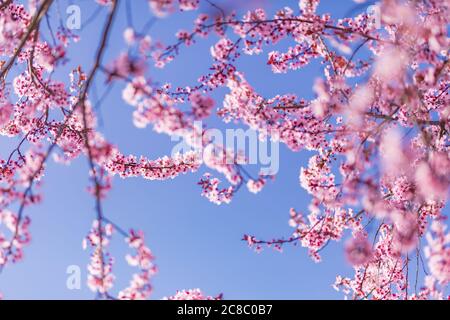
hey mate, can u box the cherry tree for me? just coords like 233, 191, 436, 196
0, 0, 448, 300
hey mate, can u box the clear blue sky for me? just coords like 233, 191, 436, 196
0, 0, 379, 299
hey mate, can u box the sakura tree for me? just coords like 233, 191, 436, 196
0, 0, 448, 300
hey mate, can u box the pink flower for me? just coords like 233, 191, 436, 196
189, 92, 214, 119
0, 210, 31, 267
123, 28, 136, 45
0, 103, 13, 126
198, 174, 234, 205
210, 38, 235, 62
415, 161, 448, 201
345, 234, 373, 266
96, 0, 112, 5
164, 288, 221, 300
179, 0, 199, 11
119, 230, 157, 300
1, 0, 449, 301
105, 150, 201, 181
374, 47, 408, 81
84, 221, 115, 294
392, 211, 419, 253
149, 0, 175, 17
425, 221, 450, 285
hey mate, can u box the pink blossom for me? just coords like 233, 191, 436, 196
104, 150, 201, 181
425, 221, 450, 285
392, 211, 419, 254
107, 53, 147, 81
0, 103, 13, 126
84, 220, 115, 294
0, 0, 448, 301
210, 38, 236, 62
179, 0, 199, 11
415, 161, 448, 201
345, 234, 373, 266
123, 28, 136, 45
0, 210, 31, 267
198, 174, 234, 205
164, 288, 221, 300
189, 92, 214, 119
119, 230, 157, 300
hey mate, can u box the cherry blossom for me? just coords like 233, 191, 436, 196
424, 220, 450, 286
118, 230, 157, 300
83, 220, 115, 295
198, 173, 234, 205
345, 233, 373, 266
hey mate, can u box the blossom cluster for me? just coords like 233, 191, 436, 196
0, 0, 448, 300
164, 288, 222, 300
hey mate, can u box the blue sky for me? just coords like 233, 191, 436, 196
0, 0, 381, 299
